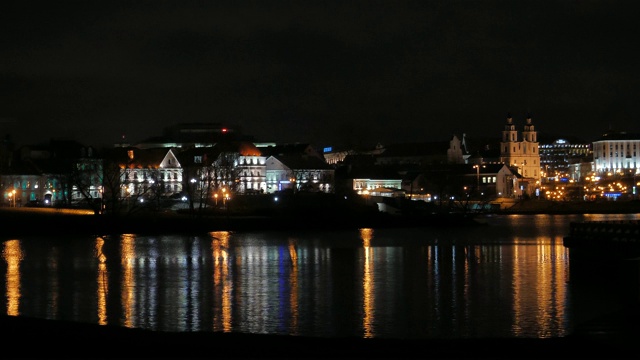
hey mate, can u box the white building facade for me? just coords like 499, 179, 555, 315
592, 131, 640, 174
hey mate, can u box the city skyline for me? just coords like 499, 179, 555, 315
2, 1, 639, 148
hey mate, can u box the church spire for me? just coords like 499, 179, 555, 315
503, 112, 517, 142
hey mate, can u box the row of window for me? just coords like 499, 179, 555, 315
482, 177, 497, 184
125, 184, 181, 194
602, 143, 638, 150
595, 162, 638, 171
3, 180, 60, 190
504, 145, 538, 153
126, 170, 182, 181
596, 152, 638, 158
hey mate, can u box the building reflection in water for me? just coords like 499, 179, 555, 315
120, 234, 136, 329
0, 224, 574, 339
360, 228, 375, 338
287, 238, 299, 335
95, 237, 108, 325
210, 231, 232, 332
510, 235, 569, 337
2, 240, 22, 316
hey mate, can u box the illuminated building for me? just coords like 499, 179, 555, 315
592, 130, 640, 174
539, 138, 592, 182
499, 114, 541, 196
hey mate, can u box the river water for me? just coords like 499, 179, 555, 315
2, 213, 639, 340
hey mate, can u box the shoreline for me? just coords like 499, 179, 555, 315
495, 199, 640, 215
1, 200, 639, 238
0, 208, 483, 237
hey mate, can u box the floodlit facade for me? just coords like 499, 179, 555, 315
499, 114, 541, 196
265, 155, 334, 193
234, 154, 267, 193
352, 178, 403, 194
119, 148, 183, 199
592, 131, 640, 175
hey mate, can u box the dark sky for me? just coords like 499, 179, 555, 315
1, 0, 639, 149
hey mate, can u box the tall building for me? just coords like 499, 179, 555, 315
538, 138, 592, 182
499, 114, 541, 196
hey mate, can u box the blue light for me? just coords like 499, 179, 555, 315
323, 147, 332, 153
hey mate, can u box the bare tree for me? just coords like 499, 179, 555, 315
67, 159, 103, 214
100, 150, 156, 217
214, 152, 242, 193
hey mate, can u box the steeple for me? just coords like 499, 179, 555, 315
522, 114, 536, 142
502, 112, 517, 142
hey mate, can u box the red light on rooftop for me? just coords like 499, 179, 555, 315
222, 128, 227, 133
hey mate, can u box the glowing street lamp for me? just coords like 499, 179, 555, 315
473, 165, 485, 191
288, 177, 297, 193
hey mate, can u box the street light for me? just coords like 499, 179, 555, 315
633, 171, 638, 200
473, 165, 485, 191
289, 177, 296, 192
99, 186, 104, 214
221, 188, 227, 207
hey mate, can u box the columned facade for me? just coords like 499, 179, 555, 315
593, 131, 640, 175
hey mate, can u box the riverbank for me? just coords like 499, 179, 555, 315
1, 311, 638, 358
2, 199, 639, 238
0, 207, 483, 238
496, 199, 640, 214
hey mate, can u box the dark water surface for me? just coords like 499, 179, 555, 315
2, 213, 639, 340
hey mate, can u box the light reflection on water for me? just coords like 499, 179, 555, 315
1, 213, 639, 339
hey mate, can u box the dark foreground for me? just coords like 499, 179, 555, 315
2, 310, 639, 358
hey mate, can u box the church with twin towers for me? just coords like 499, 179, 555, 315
500, 113, 541, 196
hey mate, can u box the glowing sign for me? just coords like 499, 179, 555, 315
323, 147, 332, 153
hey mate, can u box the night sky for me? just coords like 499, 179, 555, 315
1, 0, 639, 149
